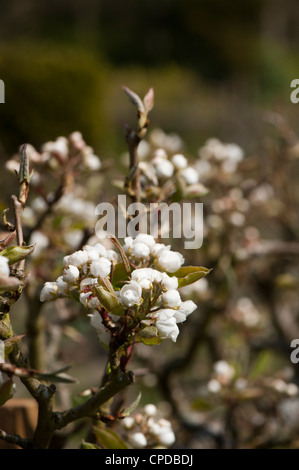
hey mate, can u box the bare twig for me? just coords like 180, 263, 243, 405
0, 429, 32, 449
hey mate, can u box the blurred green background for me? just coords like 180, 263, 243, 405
0, 0, 298, 160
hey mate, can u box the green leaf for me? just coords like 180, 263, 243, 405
0, 245, 35, 265
69, 288, 80, 303
111, 263, 130, 287
81, 440, 101, 449
95, 286, 125, 316
170, 266, 211, 288
93, 425, 130, 449
4, 335, 25, 358
122, 391, 142, 417
0, 379, 14, 406
138, 326, 164, 345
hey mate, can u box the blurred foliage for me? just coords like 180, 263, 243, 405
0, 41, 108, 155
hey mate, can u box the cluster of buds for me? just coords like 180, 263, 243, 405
196, 137, 244, 178
119, 127, 208, 202
6, 131, 101, 175
40, 233, 201, 345
121, 403, 175, 448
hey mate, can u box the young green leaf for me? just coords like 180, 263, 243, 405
0, 245, 35, 265
93, 425, 130, 449
170, 266, 211, 288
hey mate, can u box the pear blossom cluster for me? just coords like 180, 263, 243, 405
121, 403, 176, 448
196, 137, 244, 177
120, 128, 207, 201
6, 131, 101, 175
40, 233, 198, 344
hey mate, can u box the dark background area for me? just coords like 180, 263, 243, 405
0, 0, 298, 165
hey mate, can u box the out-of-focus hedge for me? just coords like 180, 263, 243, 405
0, 42, 108, 156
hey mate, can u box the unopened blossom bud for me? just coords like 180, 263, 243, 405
160, 273, 178, 290
129, 432, 147, 449
171, 153, 187, 169
180, 167, 199, 185
156, 309, 179, 342
40, 282, 58, 302
158, 429, 176, 447
156, 250, 184, 273
63, 265, 80, 284
131, 242, 150, 259
83, 152, 101, 171
56, 276, 69, 295
122, 416, 135, 430
155, 160, 174, 179
90, 258, 111, 278
120, 281, 142, 307
144, 404, 157, 417
66, 250, 89, 268
161, 289, 181, 308
134, 233, 156, 249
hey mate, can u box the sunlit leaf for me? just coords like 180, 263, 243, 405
111, 263, 130, 287
0, 245, 35, 265
137, 326, 163, 345
93, 425, 130, 449
122, 391, 142, 417
81, 440, 101, 449
170, 266, 211, 288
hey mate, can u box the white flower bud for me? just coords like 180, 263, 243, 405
56, 276, 69, 295
180, 167, 199, 185
131, 242, 150, 259
134, 233, 156, 249
90, 258, 111, 277
161, 289, 181, 308
129, 432, 147, 449
160, 273, 178, 290
122, 416, 135, 429
120, 281, 142, 307
83, 152, 101, 171
40, 282, 58, 302
0, 256, 10, 278
63, 265, 80, 284
207, 379, 222, 394
151, 243, 170, 257
156, 250, 184, 273
66, 250, 89, 268
123, 236, 133, 252
131, 268, 162, 285
171, 153, 188, 169
144, 404, 157, 417
158, 429, 176, 447
156, 309, 180, 342
155, 160, 174, 179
